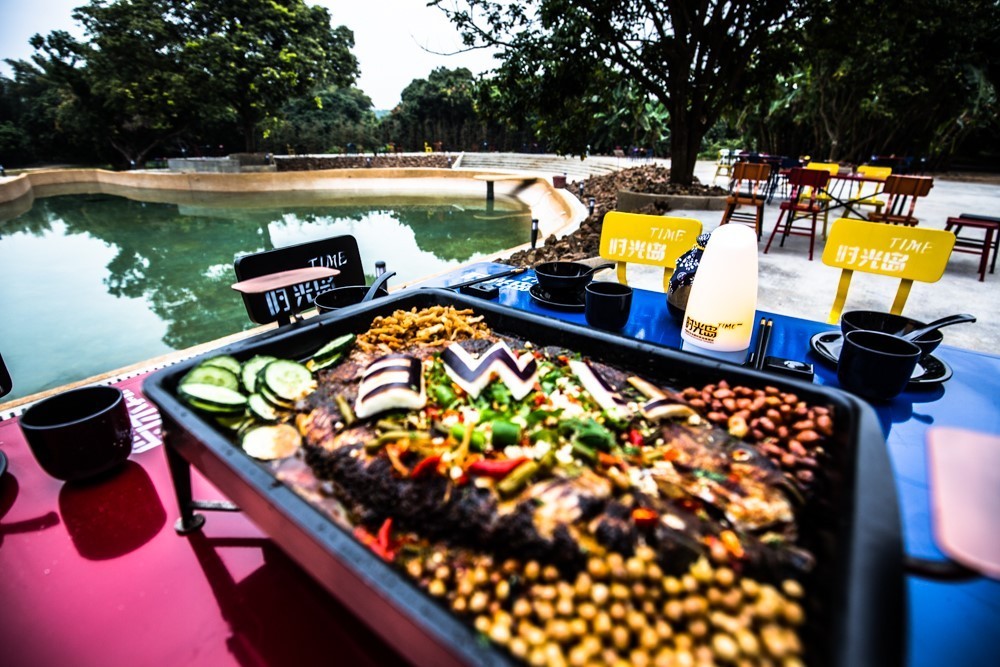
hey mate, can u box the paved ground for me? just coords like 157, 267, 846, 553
590, 160, 1000, 356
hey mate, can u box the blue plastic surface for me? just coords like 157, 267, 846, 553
421, 261, 1000, 667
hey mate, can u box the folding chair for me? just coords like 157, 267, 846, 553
803, 161, 841, 235
233, 235, 365, 325
850, 165, 892, 219
600, 212, 703, 291
763, 167, 831, 260
719, 161, 772, 240
821, 218, 956, 324
867, 175, 934, 227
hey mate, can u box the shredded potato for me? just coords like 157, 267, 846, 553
356, 305, 491, 352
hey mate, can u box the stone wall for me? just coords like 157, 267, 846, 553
275, 154, 452, 171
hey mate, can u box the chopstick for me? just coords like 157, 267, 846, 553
444, 267, 526, 291
750, 318, 774, 370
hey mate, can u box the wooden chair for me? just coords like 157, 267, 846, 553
867, 175, 934, 226
945, 213, 1000, 282
233, 234, 365, 325
719, 161, 772, 239
821, 217, 956, 323
763, 167, 832, 261
600, 212, 703, 291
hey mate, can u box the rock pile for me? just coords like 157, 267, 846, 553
505, 166, 725, 266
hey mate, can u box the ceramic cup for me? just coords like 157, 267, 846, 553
837, 330, 921, 402
314, 285, 389, 313
19, 386, 133, 481
585, 282, 633, 331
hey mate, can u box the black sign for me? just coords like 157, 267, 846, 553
234, 235, 366, 324
0, 351, 11, 398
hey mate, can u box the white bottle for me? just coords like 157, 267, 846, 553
680, 224, 759, 363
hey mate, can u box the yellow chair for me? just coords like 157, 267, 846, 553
850, 165, 892, 218
600, 212, 703, 291
821, 217, 956, 323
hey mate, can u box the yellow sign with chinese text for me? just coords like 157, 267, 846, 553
600, 212, 702, 268
822, 218, 955, 281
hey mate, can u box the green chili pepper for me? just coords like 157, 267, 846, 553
491, 419, 521, 447
497, 460, 540, 497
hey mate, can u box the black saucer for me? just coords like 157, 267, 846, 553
529, 284, 585, 311
809, 331, 953, 386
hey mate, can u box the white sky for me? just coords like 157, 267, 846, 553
0, 0, 498, 109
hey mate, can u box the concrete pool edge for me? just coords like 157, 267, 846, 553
0, 167, 589, 243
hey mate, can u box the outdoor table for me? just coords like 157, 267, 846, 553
1, 261, 997, 667
823, 171, 888, 219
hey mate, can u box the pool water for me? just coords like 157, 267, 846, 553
0, 193, 530, 401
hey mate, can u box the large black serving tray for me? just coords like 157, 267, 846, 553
144, 288, 903, 667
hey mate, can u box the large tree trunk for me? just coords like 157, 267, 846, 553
668, 110, 703, 186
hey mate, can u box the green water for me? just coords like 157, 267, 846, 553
0, 192, 530, 401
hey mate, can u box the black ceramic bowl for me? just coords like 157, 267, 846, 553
535, 261, 613, 294
314, 285, 389, 313
840, 310, 942, 357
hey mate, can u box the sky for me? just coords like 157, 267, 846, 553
0, 0, 498, 109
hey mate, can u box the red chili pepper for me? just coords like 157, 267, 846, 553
377, 518, 393, 552
467, 457, 528, 479
354, 518, 397, 562
533, 393, 546, 406
598, 452, 625, 468
632, 507, 660, 528
410, 454, 442, 479
628, 429, 645, 447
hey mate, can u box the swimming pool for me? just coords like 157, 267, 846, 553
0, 191, 531, 401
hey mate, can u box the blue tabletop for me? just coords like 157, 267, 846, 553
421, 261, 1000, 667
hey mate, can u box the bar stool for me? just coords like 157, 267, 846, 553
945, 214, 1000, 282
719, 161, 772, 240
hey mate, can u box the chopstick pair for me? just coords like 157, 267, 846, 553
748, 317, 773, 370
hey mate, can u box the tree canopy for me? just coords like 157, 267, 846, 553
433, 0, 806, 184
6, 0, 358, 165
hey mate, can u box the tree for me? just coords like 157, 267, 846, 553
267, 86, 378, 154
384, 67, 480, 151
738, 0, 1000, 166
184, 0, 359, 151
433, 1, 805, 184
23, 0, 359, 164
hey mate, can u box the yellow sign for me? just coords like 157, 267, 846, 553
600, 212, 702, 267
822, 217, 955, 281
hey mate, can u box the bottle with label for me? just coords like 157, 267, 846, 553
680, 224, 758, 363
666, 232, 711, 319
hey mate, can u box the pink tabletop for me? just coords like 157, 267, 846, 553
0, 372, 401, 667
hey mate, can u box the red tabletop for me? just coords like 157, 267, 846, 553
0, 372, 402, 667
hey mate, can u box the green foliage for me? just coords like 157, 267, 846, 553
434, 1, 804, 184
8, 0, 358, 165
380, 67, 482, 151
265, 86, 378, 154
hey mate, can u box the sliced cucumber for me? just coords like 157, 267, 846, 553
178, 383, 249, 412
180, 364, 240, 392
312, 334, 356, 362
261, 359, 315, 402
306, 352, 343, 373
241, 355, 277, 393
248, 393, 283, 422
259, 381, 295, 409
199, 355, 241, 376
242, 423, 302, 460
215, 412, 252, 430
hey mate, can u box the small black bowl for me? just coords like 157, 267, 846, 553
840, 310, 942, 357
314, 285, 389, 313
